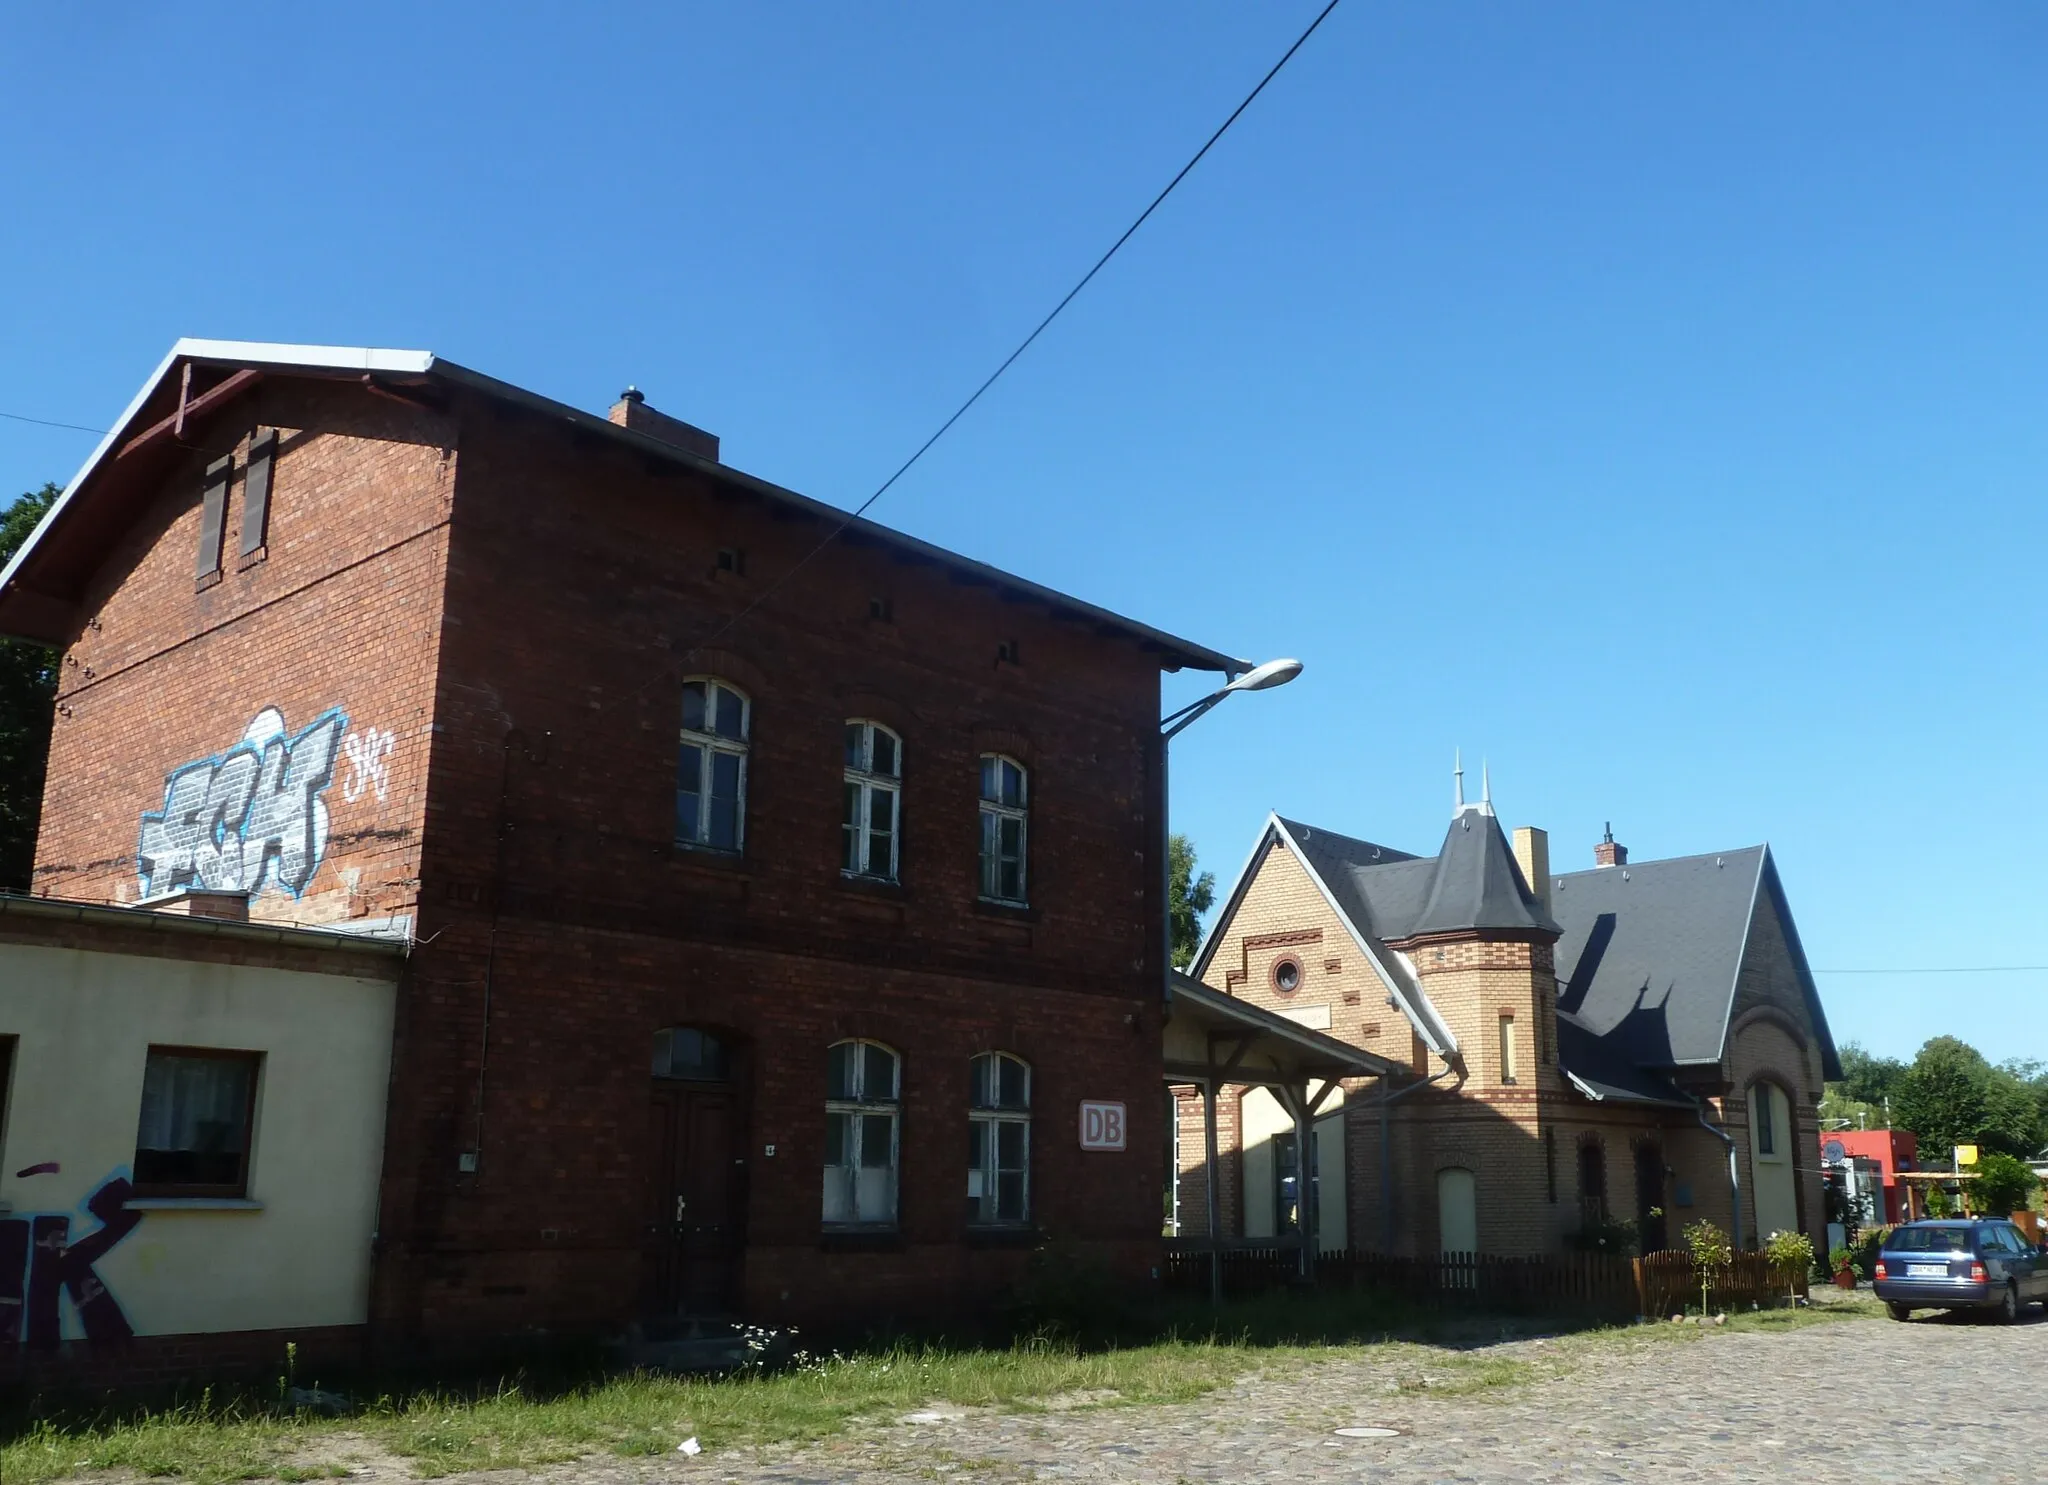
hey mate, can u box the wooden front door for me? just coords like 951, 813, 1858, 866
643, 1084, 743, 1316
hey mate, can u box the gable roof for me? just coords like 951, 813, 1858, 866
0, 339, 1247, 676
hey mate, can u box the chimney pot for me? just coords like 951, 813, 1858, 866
1594, 822, 1628, 868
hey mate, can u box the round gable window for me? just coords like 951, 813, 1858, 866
1271, 955, 1303, 995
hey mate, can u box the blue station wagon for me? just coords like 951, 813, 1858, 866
1873, 1220, 2048, 1322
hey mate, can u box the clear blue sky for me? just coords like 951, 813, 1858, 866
4, 5, 2044, 1063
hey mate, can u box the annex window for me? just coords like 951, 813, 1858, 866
677, 678, 749, 852
824, 1040, 899, 1226
842, 721, 902, 881
1753, 1082, 1777, 1156
134, 1047, 259, 1198
1275, 1129, 1320, 1236
1498, 1013, 1518, 1085
968, 1052, 1030, 1225
977, 754, 1028, 904
651, 1027, 730, 1081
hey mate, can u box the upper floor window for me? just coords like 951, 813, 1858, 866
824, 1039, 899, 1226
1753, 1082, 1778, 1156
678, 678, 749, 852
968, 1052, 1031, 1225
135, 1047, 260, 1198
842, 721, 902, 881
978, 754, 1028, 904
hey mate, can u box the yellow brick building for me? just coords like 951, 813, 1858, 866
1175, 783, 1837, 1259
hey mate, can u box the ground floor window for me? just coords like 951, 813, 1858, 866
1274, 1129, 1321, 1236
134, 1046, 260, 1197
824, 1040, 900, 1226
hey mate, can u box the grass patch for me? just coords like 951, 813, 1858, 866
0, 1287, 1867, 1483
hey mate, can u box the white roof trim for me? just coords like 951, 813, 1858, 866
0, 339, 439, 602
1566, 1071, 1606, 1101
1710, 845, 1770, 1066
1186, 813, 1285, 981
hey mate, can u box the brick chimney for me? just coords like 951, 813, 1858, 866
148, 889, 250, 922
1594, 822, 1627, 868
608, 386, 719, 462
1512, 826, 1550, 914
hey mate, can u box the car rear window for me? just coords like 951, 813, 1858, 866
1887, 1225, 1975, 1253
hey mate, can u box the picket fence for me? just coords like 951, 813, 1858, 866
1162, 1242, 1806, 1318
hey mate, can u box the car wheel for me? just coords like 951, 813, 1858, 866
1998, 1284, 2020, 1324
1887, 1302, 1913, 1322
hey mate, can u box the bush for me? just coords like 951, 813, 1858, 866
1973, 1152, 2039, 1216
1683, 1219, 1732, 1315
1854, 1225, 1894, 1279
1926, 1184, 1954, 1219
1565, 1217, 1639, 1255
1763, 1230, 1814, 1294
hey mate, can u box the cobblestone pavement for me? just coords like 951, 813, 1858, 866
574, 1303, 2046, 1485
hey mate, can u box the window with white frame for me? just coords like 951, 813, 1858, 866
842, 721, 902, 880
677, 678, 749, 851
968, 1052, 1030, 1224
824, 1040, 900, 1226
977, 754, 1027, 904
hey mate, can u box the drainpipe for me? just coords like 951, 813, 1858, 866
1373, 1064, 1455, 1251
1693, 1094, 1745, 1251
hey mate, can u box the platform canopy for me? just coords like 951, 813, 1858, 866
1165, 970, 1397, 1089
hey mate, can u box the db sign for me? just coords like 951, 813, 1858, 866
1079, 1100, 1127, 1152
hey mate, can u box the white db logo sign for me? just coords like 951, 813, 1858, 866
1079, 1101, 1127, 1151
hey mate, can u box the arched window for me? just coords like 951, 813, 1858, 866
824, 1039, 899, 1226
678, 678, 749, 852
968, 1052, 1030, 1225
843, 721, 902, 880
977, 754, 1028, 904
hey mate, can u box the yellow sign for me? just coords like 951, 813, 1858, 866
1955, 1145, 1979, 1166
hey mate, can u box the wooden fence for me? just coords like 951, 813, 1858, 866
1162, 1241, 1806, 1319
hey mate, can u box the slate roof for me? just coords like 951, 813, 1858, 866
1550, 847, 1768, 1068
1404, 806, 1562, 939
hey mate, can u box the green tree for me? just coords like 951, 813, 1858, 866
1892, 1036, 2043, 1160
0, 484, 59, 893
1168, 832, 1215, 970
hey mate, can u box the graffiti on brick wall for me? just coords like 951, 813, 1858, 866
0, 1171, 141, 1349
137, 707, 347, 899
341, 726, 396, 804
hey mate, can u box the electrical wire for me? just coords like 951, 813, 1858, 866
1813, 966, 2048, 975
0, 410, 105, 435
668, 0, 1346, 667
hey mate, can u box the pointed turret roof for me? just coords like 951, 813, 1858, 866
1397, 804, 1561, 940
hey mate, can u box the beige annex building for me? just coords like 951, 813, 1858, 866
0, 892, 401, 1363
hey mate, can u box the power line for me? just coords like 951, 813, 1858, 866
0, 409, 105, 435
1813, 966, 2048, 975
668, 0, 1347, 668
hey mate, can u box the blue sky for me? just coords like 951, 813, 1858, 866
4, 5, 2044, 1063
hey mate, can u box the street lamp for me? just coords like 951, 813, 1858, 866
1159, 656, 1301, 1292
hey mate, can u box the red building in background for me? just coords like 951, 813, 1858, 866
1820, 1128, 1918, 1225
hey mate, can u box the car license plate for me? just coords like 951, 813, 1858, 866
1908, 1264, 1946, 1277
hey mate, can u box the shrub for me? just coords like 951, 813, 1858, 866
1925, 1184, 1954, 1219
1683, 1219, 1732, 1315
1763, 1230, 1814, 1296
1565, 1217, 1639, 1255
1973, 1152, 2039, 1216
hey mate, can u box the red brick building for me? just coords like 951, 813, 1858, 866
0, 339, 1247, 1359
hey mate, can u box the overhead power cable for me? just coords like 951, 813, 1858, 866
1813, 965, 2048, 976
669, 0, 1346, 666
0, 409, 105, 435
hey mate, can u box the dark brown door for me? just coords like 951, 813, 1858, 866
1635, 1140, 1668, 1254
643, 1085, 743, 1315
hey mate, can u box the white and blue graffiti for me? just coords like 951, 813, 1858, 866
137, 707, 348, 899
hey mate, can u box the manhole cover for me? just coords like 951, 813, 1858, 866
1334, 1426, 1402, 1439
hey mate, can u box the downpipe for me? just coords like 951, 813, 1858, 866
1694, 1094, 1745, 1251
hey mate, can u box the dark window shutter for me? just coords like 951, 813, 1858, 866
196, 455, 232, 579
239, 428, 277, 556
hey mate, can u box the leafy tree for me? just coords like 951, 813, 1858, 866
1167, 832, 1215, 970
1891, 1036, 2043, 1160
1972, 1151, 2039, 1217
0, 484, 58, 893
